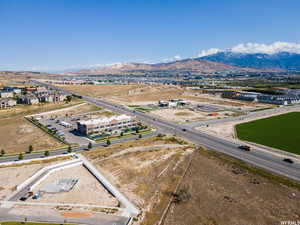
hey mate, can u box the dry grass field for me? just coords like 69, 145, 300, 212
56, 84, 265, 110
55, 84, 143, 99
84, 136, 300, 225
83, 136, 193, 225
40, 103, 102, 118
163, 150, 300, 225
0, 101, 82, 154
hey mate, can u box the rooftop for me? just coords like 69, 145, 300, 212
78, 114, 132, 125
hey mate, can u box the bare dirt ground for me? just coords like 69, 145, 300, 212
0, 76, 28, 87
9, 204, 125, 221
83, 136, 194, 225
55, 84, 143, 99
0, 101, 82, 153
197, 107, 300, 142
30, 165, 119, 207
84, 136, 300, 225
40, 103, 101, 118
0, 156, 71, 201
55, 84, 266, 110
150, 108, 235, 123
163, 150, 300, 225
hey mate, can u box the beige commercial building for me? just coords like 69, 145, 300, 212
77, 114, 137, 136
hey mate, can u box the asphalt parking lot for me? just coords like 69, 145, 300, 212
36, 114, 92, 146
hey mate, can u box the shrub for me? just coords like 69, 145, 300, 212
18, 153, 24, 160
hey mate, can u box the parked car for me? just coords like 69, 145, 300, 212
238, 145, 251, 151
283, 158, 294, 164
32, 193, 41, 200
20, 191, 33, 201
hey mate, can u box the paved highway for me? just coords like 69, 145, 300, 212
33, 80, 300, 182
0, 131, 156, 164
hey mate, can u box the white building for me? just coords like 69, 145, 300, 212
77, 114, 138, 136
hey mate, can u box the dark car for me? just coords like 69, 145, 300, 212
283, 158, 294, 164
182, 128, 187, 132
19, 196, 27, 201
238, 145, 251, 151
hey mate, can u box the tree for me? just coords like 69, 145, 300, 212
88, 142, 92, 150
120, 132, 124, 137
44, 151, 50, 157
0, 149, 5, 156
68, 145, 72, 153
138, 134, 142, 139
18, 153, 24, 160
28, 145, 33, 153
106, 139, 111, 146
135, 128, 140, 134
66, 95, 72, 102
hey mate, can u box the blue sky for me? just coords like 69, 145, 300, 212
0, 0, 300, 71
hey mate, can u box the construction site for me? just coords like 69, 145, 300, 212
0, 154, 139, 225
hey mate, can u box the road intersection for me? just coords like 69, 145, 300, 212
33, 80, 300, 183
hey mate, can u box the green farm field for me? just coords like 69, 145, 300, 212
236, 112, 300, 155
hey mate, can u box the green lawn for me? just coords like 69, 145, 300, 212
0, 222, 75, 225
235, 112, 300, 155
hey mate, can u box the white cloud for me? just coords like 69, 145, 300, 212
173, 55, 181, 60
163, 54, 182, 62
197, 41, 300, 57
197, 48, 220, 57
230, 42, 300, 54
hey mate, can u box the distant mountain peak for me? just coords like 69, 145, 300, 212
198, 41, 300, 58
198, 50, 300, 71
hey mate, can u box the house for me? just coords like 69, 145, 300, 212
17, 94, 39, 105
13, 88, 22, 94
0, 98, 17, 109
77, 114, 137, 136
3, 86, 21, 94
0, 91, 14, 98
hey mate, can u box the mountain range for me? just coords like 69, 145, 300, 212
199, 51, 300, 71
71, 59, 254, 75
68, 51, 300, 75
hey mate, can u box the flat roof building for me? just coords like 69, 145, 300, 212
77, 114, 137, 136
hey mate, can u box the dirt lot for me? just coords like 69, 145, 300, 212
0, 101, 82, 153
198, 107, 300, 143
55, 84, 143, 99
150, 108, 235, 123
163, 150, 300, 225
86, 136, 300, 225
0, 156, 71, 201
0, 75, 28, 87
30, 165, 118, 207
39, 103, 102, 118
83, 136, 194, 224
55, 84, 266, 110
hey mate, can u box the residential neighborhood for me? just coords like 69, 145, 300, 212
0, 85, 69, 109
